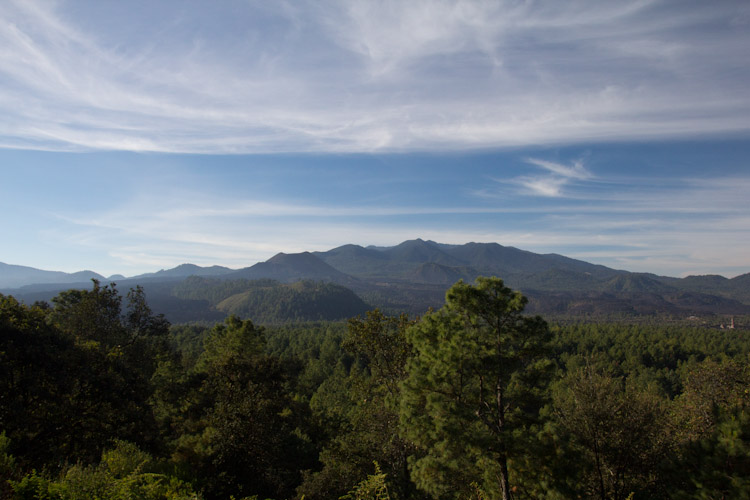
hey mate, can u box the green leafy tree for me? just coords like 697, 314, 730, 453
669, 359, 750, 498
51, 281, 170, 379
553, 366, 671, 500
343, 310, 413, 397
121, 286, 171, 379
9, 440, 199, 500
674, 408, 750, 499
0, 431, 19, 499
197, 314, 266, 371
171, 316, 315, 500
673, 358, 750, 440
51, 280, 125, 349
300, 311, 421, 500
400, 277, 552, 500
0, 294, 158, 468
341, 462, 392, 500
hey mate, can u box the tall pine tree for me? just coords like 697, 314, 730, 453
400, 277, 551, 499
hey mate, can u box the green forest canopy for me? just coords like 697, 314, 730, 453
1, 277, 749, 499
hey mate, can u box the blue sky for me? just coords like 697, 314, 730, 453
1, 0, 749, 278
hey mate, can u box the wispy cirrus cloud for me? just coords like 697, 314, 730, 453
0, 0, 749, 153
1, 0, 749, 279
515, 176, 569, 197
524, 158, 590, 180
503, 157, 592, 197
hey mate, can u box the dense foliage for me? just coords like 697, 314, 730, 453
173, 277, 370, 323
2, 277, 749, 499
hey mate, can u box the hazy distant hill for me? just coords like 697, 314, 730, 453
229, 252, 356, 284
0, 262, 104, 289
314, 239, 620, 286
656, 272, 750, 304
311, 244, 389, 277
3, 239, 749, 321
382, 239, 464, 266
131, 263, 234, 280
0, 262, 233, 290
438, 241, 617, 278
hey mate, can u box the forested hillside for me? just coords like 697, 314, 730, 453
172, 277, 370, 323
2, 278, 749, 499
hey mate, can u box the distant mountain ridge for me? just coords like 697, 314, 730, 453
131, 263, 234, 280
311, 239, 620, 282
0, 262, 105, 289
3, 240, 749, 321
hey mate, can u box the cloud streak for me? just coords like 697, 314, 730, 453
0, 0, 748, 153
525, 158, 590, 180
25, 162, 743, 278
493, 157, 592, 197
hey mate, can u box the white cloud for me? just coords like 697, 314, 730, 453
0, 0, 748, 153
498, 157, 592, 197
524, 158, 590, 180
516, 176, 568, 197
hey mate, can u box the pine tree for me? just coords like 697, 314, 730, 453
400, 277, 551, 499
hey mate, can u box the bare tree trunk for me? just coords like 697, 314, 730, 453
497, 380, 512, 500
499, 455, 512, 500
594, 440, 606, 500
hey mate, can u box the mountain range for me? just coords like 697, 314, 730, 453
2, 239, 749, 322
0, 262, 106, 289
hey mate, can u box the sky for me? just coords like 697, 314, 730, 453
1, 0, 749, 278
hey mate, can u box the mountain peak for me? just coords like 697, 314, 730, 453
129, 263, 234, 280
232, 251, 353, 284
268, 251, 314, 263
384, 239, 461, 265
